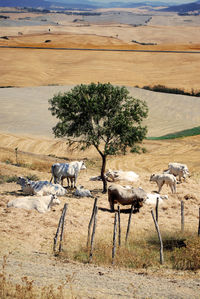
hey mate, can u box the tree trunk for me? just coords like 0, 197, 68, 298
101, 154, 107, 193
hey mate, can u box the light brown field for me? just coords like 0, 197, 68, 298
0, 10, 200, 298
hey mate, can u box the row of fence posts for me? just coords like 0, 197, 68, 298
53, 198, 200, 265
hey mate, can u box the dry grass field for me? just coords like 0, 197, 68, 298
0, 8, 200, 298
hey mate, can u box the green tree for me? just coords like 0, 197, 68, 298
49, 82, 148, 193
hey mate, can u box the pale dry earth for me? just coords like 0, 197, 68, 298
1, 85, 200, 139
0, 11, 200, 90
0, 8, 200, 298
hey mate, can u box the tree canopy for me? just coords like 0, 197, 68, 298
49, 82, 148, 192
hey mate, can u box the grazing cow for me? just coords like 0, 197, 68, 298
145, 193, 168, 205
165, 162, 189, 182
50, 161, 86, 188
73, 186, 93, 197
150, 173, 177, 194
108, 184, 147, 212
17, 177, 66, 196
105, 169, 139, 183
7, 194, 60, 213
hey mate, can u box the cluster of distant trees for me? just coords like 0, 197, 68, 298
142, 85, 200, 97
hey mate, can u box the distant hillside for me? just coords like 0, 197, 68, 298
0, 0, 97, 9
0, 0, 51, 8
0, 0, 168, 10
161, 1, 200, 14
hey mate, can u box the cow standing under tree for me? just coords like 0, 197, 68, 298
50, 160, 86, 188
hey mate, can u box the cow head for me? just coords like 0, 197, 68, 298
150, 174, 156, 182
80, 161, 87, 170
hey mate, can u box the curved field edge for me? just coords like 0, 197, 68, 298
147, 126, 200, 140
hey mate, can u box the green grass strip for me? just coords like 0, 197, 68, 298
147, 126, 200, 140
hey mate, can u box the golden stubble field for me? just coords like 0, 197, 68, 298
0, 9, 200, 298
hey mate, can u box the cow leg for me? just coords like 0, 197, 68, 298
173, 183, 176, 194
158, 182, 164, 193
74, 175, 77, 188
108, 194, 115, 212
67, 177, 70, 188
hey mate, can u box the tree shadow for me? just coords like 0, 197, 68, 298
2, 190, 23, 197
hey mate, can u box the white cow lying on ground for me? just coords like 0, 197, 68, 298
7, 194, 60, 213
73, 186, 93, 197
17, 177, 66, 196
145, 193, 168, 205
50, 161, 86, 188
105, 169, 139, 182
150, 173, 177, 194
165, 162, 189, 182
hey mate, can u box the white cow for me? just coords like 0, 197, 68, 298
73, 186, 93, 197
105, 169, 139, 183
165, 162, 189, 182
17, 177, 66, 196
50, 161, 86, 188
150, 173, 177, 193
7, 194, 60, 213
145, 193, 168, 205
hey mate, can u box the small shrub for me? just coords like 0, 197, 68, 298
171, 236, 200, 270
25, 174, 40, 181
130, 145, 143, 154
0, 175, 18, 184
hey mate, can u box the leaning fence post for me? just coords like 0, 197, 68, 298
198, 207, 200, 236
87, 197, 98, 248
151, 209, 164, 265
112, 212, 118, 265
53, 203, 68, 253
155, 197, 159, 222
117, 205, 121, 247
59, 203, 68, 252
89, 206, 98, 263
125, 204, 134, 244
181, 200, 184, 233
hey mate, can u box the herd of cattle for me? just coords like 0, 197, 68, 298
6, 161, 190, 213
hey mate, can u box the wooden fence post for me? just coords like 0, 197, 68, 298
89, 206, 98, 263
155, 197, 159, 222
125, 204, 134, 244
181, 200, 184, 233
198, 207, 200, 236
112, 212, 118, 265
58, 203, 68, 252
117, 205, 121, 247
53, 203, 68, 253
151, 209, 164, 265
87, 197, 98, 248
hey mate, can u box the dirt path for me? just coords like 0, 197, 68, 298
2, 250, 200, 299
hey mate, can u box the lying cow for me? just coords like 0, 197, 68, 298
145, 193, 168, 205
150, 173, 177, 194
105, 169, 139, 183
108, 184, 147, 212
7, 194, 60, 213
73, 186, 93, 197
17, 177, 66, 196
165, 162, 189, 182
50, 161, 86, 188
